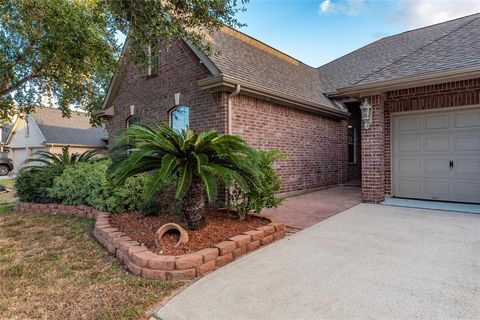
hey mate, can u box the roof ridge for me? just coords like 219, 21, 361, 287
382, 12, 480, 40
220, 25, 316, 69
32, 107, 90, 116
353, 14, 480, 85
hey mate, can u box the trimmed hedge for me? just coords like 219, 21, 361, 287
15, 166, 63, 203
48, 160, 148, 213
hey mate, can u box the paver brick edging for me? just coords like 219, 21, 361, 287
14, 202, 286, 281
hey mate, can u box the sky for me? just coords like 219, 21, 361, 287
234, 0, 480, 67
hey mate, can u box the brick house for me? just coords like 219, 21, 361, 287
102, 13, 480, 204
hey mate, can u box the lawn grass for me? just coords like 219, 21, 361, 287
0, 178, 16, 204
0, 178, 15, 189
0, 205, 178, 319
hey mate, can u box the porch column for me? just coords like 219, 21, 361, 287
361, 94, 385, 203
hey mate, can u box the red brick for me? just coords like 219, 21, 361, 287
233, 246, 246, 259
260, 235, 274, 246
214, 241, 236, 255
126, 260, 143, 276
246, 240, 260, 252
229, 234, 251, 248
167, 269, 196, 281
127, 245, 149, 259
118, 240, 140, 253
131, 251, 157, 268
196, 260, 216, 277
116, 249, 128, 263
269, 222, 285, 232
273, 230, 286, 241
196, 248, 219, 262
215, 253, 234, 267
175, 253, 203, 270
106, 39, 348, 194
257, 225, 275, 236
149, 255, 176, 271
243, 230, 264, 241
142, 268, 167, 280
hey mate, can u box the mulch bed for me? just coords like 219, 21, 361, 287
110, 208, 270, 255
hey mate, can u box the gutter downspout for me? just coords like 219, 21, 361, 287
227, 84, 241, 135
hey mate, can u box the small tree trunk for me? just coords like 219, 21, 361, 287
182, 178, 206, 230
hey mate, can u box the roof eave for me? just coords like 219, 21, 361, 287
198, 75, 349, 119
337, 65, 480, 96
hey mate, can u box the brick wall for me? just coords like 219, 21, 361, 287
360, 95, 385, 203
107, 39, 226, 142
231, 95, 348, 193
383, 78, 480, 196
107, 40, 350, 194
360, 78, 480, 203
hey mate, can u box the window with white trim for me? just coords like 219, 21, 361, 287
170, 105, 189, 133
126, 115, 140, 128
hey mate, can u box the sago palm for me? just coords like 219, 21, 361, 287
24, 146, 103, 171
108, 123, 260, 230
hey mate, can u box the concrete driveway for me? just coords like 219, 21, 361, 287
153, 204, 480, 320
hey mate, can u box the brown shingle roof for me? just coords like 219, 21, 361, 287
204, 27, 341, 111
318, 13, 480, 92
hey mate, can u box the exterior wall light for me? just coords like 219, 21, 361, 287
360, 99, 372, 129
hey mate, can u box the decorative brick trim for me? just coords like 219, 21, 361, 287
14, 202, 286, 281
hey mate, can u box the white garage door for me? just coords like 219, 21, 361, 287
392, 107, 480, 204
12, 148, 28, 172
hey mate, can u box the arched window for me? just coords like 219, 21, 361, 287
170, 106, 190, 133
126, 115, 140, 128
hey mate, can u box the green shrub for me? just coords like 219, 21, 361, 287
15, 166, 63, 203
138, 199, 160, 217
229, 149, 286, 220
48, 160, 149, 213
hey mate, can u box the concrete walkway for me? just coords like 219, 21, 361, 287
154, 204, 480, 320
261, 186, 361, 230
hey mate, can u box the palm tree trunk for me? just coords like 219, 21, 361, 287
182, 178, 206, 230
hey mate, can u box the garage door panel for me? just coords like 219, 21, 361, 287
453, 160, 480, 175
424, 180, 450, 200
453, 135, 480, 151
454, 111, 480, 128
398, 136, 421, 152
397, 159, 421, 175
425, 114, 449, 129
393, 107, 480, 204
397, 117, 420, 131
453, 182, 480, 202
425, 135, 450, 152
396, 179, 421, 197
425, 159, 450, 175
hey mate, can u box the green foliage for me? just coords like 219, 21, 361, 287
1, 0, 246, 123
0, 0, 118, 124
138, 199, 161, 217
109, 123, 260, 203
15, 166, 62, 203
229, 149, 286, 220
109, 123, 260, 230
107, 0, 247, 72
25, 146, 104, 172
48, 160, 148, 213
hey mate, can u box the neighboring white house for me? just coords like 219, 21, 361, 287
5, 107, 108, 172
